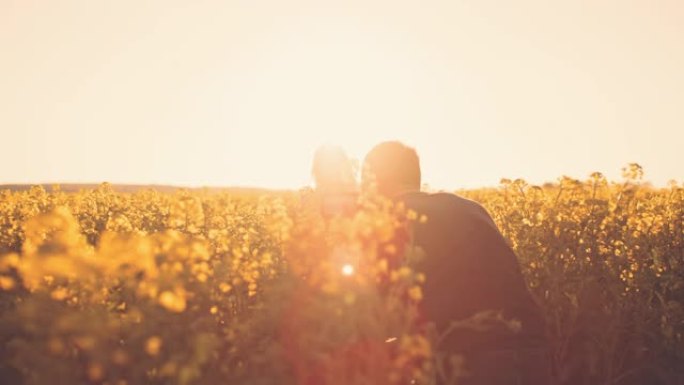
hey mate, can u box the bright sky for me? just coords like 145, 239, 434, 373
1, 0, 682, 189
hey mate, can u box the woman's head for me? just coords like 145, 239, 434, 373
311, 145, 357, 193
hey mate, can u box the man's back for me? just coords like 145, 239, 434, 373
400, 192, 550, 385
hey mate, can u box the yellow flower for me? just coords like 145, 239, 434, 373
47, 337, 65, 354
87, 363, 104, 382
112, 349, 129, 365
145, 336, 163, 356
408, 286, 423, 302
344, 292, 356, 305
0, 276, 15, 290
384, 244, 397, 255
219, 282, 232, 293
159, 290, 186, 313
74, 335, 96, 350
51, 287, 69, 301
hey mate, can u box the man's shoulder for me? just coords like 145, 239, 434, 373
402, 192, 487, 216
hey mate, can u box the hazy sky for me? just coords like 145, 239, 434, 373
1, 0, 682, 189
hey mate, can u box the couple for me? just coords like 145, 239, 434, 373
310, 142, 551, 385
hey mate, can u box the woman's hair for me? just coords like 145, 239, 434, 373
311, 145, 357, 193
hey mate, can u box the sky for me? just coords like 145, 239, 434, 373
1, 0, 682, 189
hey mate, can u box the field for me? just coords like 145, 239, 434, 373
0, 165, 683, 385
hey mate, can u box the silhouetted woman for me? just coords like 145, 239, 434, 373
309, 145, 358, 218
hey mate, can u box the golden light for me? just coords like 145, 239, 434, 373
341, 264, 355, 276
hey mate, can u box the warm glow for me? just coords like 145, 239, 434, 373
341, 264, 355, 276
2, 1, 683, 188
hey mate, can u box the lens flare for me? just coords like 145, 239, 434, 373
341, 264, 354, 276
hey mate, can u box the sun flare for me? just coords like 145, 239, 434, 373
341, 264, 355, 276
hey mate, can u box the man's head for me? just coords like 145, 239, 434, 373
363, 141, 421, 197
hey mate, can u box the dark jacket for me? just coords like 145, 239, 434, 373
400, 192, 551, 385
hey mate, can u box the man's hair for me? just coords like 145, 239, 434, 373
364, 141, 421, 192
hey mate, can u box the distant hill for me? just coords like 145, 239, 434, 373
0, 183, 287, 195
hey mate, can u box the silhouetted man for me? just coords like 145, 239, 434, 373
363, 141, 551, 385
